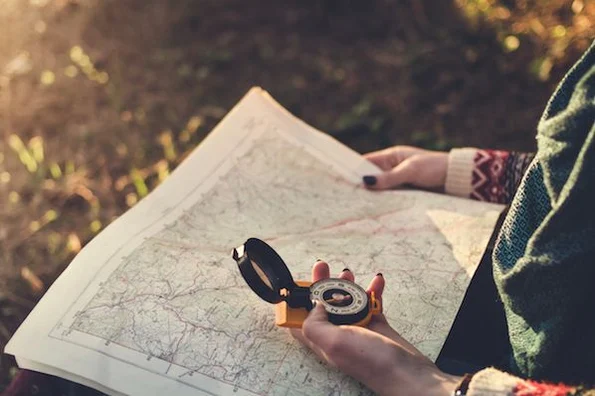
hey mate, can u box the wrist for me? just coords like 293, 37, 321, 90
378, 363, 460, 396
431, 152, 449, 190
425, 372, 461, 396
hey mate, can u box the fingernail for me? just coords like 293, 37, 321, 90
342, 268, 350, 272
376, 272, 383, 277
363, 175, 377, 186
316, 258, 323, 262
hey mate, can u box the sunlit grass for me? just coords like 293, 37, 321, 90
27, 210, 58, 237
8, 135, 38, 173
47, 232, 63, 254
456, 0, 593, 81
126, 192, 138, 207
89, 220, 102, 233
155, 160, 170, 182
158, 130, 177, 161
551, 25, 567, 38
67, 233, 82, 253
130, 168, 149, 197
49, 163, 62, 179
69, 45, 109, 84
179, 116, 203, 143
20, 267, 44, 295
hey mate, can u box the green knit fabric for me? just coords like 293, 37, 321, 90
493, 40, 595, 384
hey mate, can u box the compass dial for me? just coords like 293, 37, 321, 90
310, 278, 369, 318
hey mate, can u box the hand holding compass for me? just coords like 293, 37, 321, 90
291, 260, 461, 396
232, 238, 460, 395
232, 238, 381, 327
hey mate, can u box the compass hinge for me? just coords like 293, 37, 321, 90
285, 286, 313, 310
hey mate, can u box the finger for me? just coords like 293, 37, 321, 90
312, 260, 330, 282
366, 273, 385, 300
364, 146, 426, 171
338, 268, 355, 282
363, 149, 396, 171
364, 159, 416, 190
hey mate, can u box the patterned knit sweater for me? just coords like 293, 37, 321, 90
445, 39, 595, 396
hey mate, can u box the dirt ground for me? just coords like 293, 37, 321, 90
0, 0, 593, 390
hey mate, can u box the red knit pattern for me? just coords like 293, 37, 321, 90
515, 379, 575, 396
471, 149, 510, 203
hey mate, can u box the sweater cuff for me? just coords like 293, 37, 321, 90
467, 368, 520, 395
444, 148, 478, 198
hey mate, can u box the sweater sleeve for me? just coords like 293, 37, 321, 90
444, 148, 535, 204
465, 367, 595, 396
491, 41, 595, 383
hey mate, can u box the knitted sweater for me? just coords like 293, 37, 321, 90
445, 39, 595, 395
493, 39, 595, 384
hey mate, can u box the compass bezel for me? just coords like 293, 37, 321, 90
310, 278, 371, 325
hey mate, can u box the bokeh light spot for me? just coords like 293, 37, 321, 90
0, 172, 10, 183
126, 193, 138, 207
8, 191, 20, 204
70, 46, 83, 62
90, 220, 102, 233
40, 70, 55, 85
96, 71, 109, 84
552, 25, 567, 38
64, 65, 78, 78
29, 221, 40, 232
67, 233, 82, 253
503, 35, 520, 52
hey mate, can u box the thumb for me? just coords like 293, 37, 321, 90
368, 159, 416, 190
301, 303, 337, 346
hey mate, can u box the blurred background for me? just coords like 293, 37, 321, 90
0, 0, 593, 389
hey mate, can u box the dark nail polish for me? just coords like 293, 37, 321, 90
376, 272, 383, 277
363, 175, 377, 186
342, 268, 350, 272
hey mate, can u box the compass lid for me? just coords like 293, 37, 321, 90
232, 238, 299, 304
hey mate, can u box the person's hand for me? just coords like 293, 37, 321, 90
290, 261, 460, 396
362, 146, 448, 191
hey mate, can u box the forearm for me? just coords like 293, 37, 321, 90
444, 148, 535, 204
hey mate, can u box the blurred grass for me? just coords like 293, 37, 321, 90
0, 0, 594, 390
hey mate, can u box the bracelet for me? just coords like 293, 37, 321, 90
453, 373, 474, 396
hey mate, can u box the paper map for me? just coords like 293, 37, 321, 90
6, 88, 502, 395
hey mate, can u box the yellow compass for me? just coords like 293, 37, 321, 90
232, 238, 381, 328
